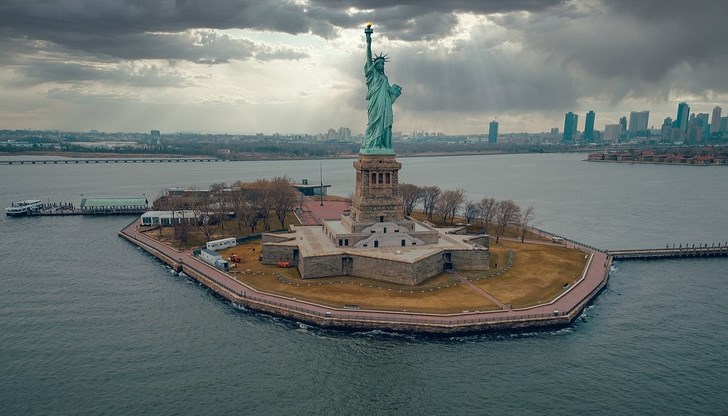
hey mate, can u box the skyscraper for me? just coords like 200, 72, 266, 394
628, 111, 650, 137
563, 112, 578, 142
488, 120, 498, 144
583, 111, 595, 141
695, 113, 710, 138
711, 106, 722, 135
676, 102, 690, 133
619, 116, 627, 132
603, 124, 621, 142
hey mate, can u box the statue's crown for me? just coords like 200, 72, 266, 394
373, 52, 389, 63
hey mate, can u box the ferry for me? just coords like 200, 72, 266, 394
5, 200, 44, 216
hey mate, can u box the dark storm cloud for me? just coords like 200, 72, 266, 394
39, 30, 307, 64
509, 0, 728, 96
309, 0, 563, 15
0, 0, 319, 64
306, 0, 565, 41
0, 0, 566, 62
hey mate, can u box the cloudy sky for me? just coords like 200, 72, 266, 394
1, 0, 726, 135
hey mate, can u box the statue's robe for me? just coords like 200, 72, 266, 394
363, 60, 399, 151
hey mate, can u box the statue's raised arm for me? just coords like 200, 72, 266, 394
361, 24, 401, 155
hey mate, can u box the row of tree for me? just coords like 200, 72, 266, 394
156, 176, 298, 242
399, 184, 535, 243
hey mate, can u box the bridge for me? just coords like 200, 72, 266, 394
607, 243, 728, 260
0, 158, 226, 165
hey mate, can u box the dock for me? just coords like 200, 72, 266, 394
0, 158, 225, 165
29, 207, 147, 216
9, 195, 149, 217
608, 243, 728, 260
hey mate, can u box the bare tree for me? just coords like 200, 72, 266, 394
231, 188, 257, 234
436, 188, 466, 225
519, 205, 535, 243
399, 183, 422, 216
420, 185, 441, 221
463, 200, 479, 224
251, 179, 274, 231
494, 199, 521, 244
269, 176, 298, 230
195, 189, 221, 242
209, 182, 228, 231
477, 197, 497, 233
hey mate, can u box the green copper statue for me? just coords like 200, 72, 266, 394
361, 24, 401, 155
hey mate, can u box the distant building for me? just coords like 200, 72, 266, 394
711, 106, 721, 135
488, 120, 498, 143
338, 127, 352, 140
603, 124, 621, 142
150, 130, 161, 137
720, 117, 728, 134
661, 117, 673, 141
583, 111, 595, 141
628, 111, 650, 137
695, 113, 710, 139
550, 127, 559, 139
563, 112, 578, 142
675, 102, 690, 133
686, 120, 704, 144
619, 116, 628, 132
326, 128, 339, 140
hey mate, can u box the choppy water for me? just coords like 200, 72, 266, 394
1, 154, 726, 415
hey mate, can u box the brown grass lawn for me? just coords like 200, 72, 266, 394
216, 238, 588, 314
221, 242, 497, 313
470, 241, 588, 308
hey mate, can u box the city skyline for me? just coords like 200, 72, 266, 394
1, 0, 726, 135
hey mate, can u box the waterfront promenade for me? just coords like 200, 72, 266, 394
119, 220, 610, 334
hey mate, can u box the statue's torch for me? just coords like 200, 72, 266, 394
365, 23, 373, 36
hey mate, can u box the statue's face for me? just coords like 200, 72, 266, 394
374, 60, 384, 72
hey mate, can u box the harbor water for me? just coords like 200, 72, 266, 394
1, 153, 726, 415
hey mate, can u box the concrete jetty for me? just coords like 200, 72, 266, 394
608, 244, 728, 260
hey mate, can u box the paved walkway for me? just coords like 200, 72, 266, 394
120, 220, 611, 334
452, 272, 510, 310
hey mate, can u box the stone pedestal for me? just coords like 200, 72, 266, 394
350, 154, 403, 224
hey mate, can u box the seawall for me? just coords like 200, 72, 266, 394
119, 220, 611, 336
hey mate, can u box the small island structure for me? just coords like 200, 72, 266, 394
261, 25, 488, 285
118, 25, 611, 335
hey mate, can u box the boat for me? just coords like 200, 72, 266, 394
5, 200, 44, 216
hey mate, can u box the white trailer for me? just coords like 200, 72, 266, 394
206, 237, 237, 251
199, 249, 230, 271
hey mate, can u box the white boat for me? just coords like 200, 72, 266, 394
5, 199, 43, 216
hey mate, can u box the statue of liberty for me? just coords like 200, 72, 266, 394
361, 24, 402, 155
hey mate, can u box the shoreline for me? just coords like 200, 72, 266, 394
119, 219, 611, 335
586, 159, 725, 166
1, 149, 591, 163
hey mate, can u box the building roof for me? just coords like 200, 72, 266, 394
141, 210, 198, 219
80, 196, 148, 208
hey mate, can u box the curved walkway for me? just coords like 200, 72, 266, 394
119, 220, 611, 335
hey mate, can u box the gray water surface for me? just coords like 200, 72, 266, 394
1, 154, 726, 415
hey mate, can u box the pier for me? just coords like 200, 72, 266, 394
608, 243, 728, 260
8, 196, 149, 217
29, 207, 147, 216
0, 157, 225, 165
